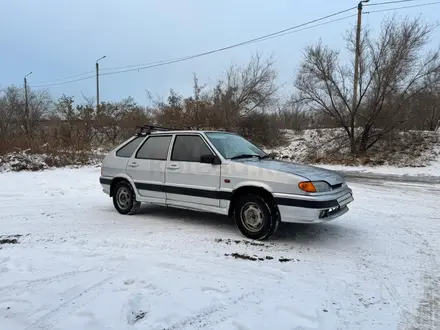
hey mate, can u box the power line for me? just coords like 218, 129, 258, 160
29, 2, 437, 89
30, 74, 95, 88
364, 0, 421, 6
100, 6, 357, 74
100, 13, 358, 78
30, 6, 357, 87
365, 0, 440, 13
30, 70, 95, 85
258, 14, 357, 41
100, 57, 189, 72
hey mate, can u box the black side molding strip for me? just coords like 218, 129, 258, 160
135, 182, 163, 192
135, 182, 233, 200
100, 177, 339, 209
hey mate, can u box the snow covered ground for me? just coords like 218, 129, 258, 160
270, 129, 440, 180
316, 159, 440, 179
1, 168, 439, 329
314, 146, 440, 179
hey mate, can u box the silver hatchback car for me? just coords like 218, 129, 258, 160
100, 126, 354, 240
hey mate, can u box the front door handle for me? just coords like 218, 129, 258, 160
167, 164, 179, 170
128, 162, 139, 168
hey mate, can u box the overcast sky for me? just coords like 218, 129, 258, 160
1, 0, 439, 106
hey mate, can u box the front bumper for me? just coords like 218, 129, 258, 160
273, 187, 354, 224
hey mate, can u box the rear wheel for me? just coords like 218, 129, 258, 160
234, 194, 279, 240
112, 181, 141, 215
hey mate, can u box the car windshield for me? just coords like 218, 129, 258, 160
205, 132, 266, 159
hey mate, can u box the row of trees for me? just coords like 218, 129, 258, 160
295, 16, 440, 154
1, 16, 439, 156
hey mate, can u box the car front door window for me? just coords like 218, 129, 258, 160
171, 135, 213, 162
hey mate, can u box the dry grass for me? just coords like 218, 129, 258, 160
270, 129, 440, 167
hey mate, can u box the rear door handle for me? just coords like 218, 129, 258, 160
128, 162, 139, 168
167, 164, 179, 170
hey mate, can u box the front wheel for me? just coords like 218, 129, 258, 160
112, 181, 141, 215
234, 194, 279, 240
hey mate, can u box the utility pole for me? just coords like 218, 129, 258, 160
96, 56, 106, 113
352, 0, 369, 125
24, 71, 32, 134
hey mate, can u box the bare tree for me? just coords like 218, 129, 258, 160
54, 95, 75, 121
23, 88, 52, 137
207, 53, 279, 130
95, 97, 149, 145
407, 91, 440, 131
183, 74, 211, 129
226, 52, 278, 114
295, 16, 440, 155
151, 89, 185, 128
411, 72, 440, 131
0, 86, 22, 139
278, 96, 310, 131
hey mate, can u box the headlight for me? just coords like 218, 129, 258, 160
312, 181, 331, 192
298, 181, 331, 193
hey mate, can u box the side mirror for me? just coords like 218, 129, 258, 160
200, 154, 221, 165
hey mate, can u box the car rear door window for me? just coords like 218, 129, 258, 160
136, 135, 172, 160
116, 137, 144, 158
171, 135, 213, 162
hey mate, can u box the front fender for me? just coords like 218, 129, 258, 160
231, 180, 274, 193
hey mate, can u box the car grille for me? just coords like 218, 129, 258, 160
319, 205, 347, 219
331, 183, 343, 190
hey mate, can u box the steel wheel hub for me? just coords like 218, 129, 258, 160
241, 202, 264, 233
117, 187, 131, 209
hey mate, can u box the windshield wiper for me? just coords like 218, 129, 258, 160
260, 153, 273, 160
230, 154, 261, 160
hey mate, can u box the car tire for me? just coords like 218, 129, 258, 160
112, 181, 141, 215
234, 193, 280, 240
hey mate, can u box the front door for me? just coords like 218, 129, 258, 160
126, 135, 172, 203
165, 134, 221, 207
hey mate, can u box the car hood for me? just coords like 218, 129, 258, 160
235, 159, 345, 186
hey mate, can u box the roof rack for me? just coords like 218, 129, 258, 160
136, 124, 190, 136
136, 125, 170, 136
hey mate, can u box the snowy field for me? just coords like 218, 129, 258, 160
0, 168, 439, 330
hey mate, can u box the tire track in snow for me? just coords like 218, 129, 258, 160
408, 274, 440, 330
161, 289, 264, 330
154, 260, 283, 282
32, 236, 288, 283
25, 273, 116, 330
0, 269, 94, 295
399, 228, 440, 330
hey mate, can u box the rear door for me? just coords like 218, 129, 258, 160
164, 134, 221, 207
107, 136, 145, 176
126, 135, 172, 202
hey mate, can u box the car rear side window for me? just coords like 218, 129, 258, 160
136, 135, 172, 160
171, 135, 213, 162
116, 137, 144, 158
